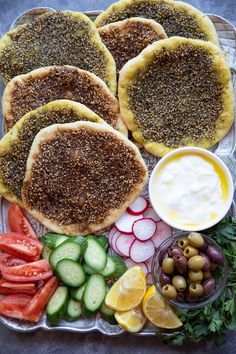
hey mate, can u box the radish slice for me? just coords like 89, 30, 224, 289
108, 226, 117, 246
152, 221, 172, 248
125, 258, 148, 276
145, 258, 153, 273
116, 234, 135, 257
115, 211, 142, 234
111, 231, 123, 256
143, 208, 160, 222
130, 239, 155, 263
127, 197, 149, 216
132, 218, 156, 241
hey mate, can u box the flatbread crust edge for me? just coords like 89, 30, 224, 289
118, 36, 234, 157
22, 121, 148, 236
0, 99, 106, 206
95, 0, 219, 46
2, 65, 127, 136
0, 11, 117, 94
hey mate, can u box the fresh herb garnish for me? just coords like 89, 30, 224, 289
156, 217, 236, 346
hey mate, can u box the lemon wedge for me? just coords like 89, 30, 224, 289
114, 306, 146, 333
142, 285, 183, 329
105, 266, 146, 311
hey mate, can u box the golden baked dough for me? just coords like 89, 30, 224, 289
0, 11, 116, 93
119, 37, 234, 157
22, 121, 148, 235
95, 0, 219, 46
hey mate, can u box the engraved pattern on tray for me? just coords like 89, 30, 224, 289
0, 9, 235, 335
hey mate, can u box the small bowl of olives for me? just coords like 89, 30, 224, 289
151, 232, 228, 309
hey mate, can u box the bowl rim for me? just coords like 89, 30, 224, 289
151, 232, 229, 309
149, 147, 234, 232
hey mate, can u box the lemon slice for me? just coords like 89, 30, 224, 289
105, 266, 146, 311
142, 285, 183, 329
115, 306, 146, 333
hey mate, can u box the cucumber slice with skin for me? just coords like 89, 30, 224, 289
88, 235, 109, 252
46, 286, 69, 324
49, 241, 81, 269
56, 259, 86, 287
41, 233, 69, 249
70, 282, 87, 301
83, 274, 106, 313
72, 236, 87, 255
83, 263, 96, 275
100, 303, 117, 325
66, 299, 82, 321
84, 238, 107, 271
99, 256, 127, 278
41, 245, 52, 261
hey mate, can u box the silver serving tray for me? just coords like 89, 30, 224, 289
0, 8, 235, 335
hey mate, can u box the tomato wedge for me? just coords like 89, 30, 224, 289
0, 233, 43, 261
1, 259, 53, 283
0, 252, 27, 272
0, 294, 32, 320
8, 204, 37, 239
23, 276, 59, 320
0, 279, 36, 295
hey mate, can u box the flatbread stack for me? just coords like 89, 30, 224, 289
0, 2, 233, 235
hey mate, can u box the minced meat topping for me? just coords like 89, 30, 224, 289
99, 20, 166, 72
8, 66, 118, 129
98, 0, 206, 40
0, 108, 93, 199
0, 12, 109, 84
128, 44, 223, 147
23, 128, 146, 228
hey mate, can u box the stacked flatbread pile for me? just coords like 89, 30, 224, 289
0, 1, 233, 235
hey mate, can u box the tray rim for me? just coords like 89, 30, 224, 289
0, 7, 235, 336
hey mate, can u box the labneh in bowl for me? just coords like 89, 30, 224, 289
151, 233, 228, 309
149, 147, 234, 232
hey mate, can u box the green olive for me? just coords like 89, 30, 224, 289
172, 275, 187, 292
162, 284, 177, 300
188, 255, 205, 271
188, 270, 203, 283
183, 246, 199, 259
189, 283, 203, 297
187, 232, 204, 248
177, 238, 189, 249
203, 271, 212, 280
162, 257, 174, 274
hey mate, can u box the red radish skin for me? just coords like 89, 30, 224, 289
127, 197, 149, 216
130, 239, 155, 263
132, 218, 156, 241
116, 235, 135, 257
125, 258, 148, 276
152, 221, 172, 248
115, 211, 142, 234
108, 226, 117, 246
111, 231, 123, 256
143, 208, 160, 222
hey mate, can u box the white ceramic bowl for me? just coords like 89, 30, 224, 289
149, 147, 234, 231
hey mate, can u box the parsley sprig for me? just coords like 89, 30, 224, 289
156, 217, 236, 346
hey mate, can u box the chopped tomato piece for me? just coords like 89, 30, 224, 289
1, 259, 53, 283
0, 233, 43, 261
0, 294, 32, 320
0, 279, 36, 295
8, 204, 37, 239
23, 276, 59, 319
0, 255, 26, 272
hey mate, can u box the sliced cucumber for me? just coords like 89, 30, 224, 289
72, 236, 87, 255
41, 245, 52, 261
100, 303, 117, 325
88, 235, 109, 252
66, 299, 82, 321
49, 241, 81, 269
41, 233, 69, 249
83, 263, 96, 275
99, 256, 127, 278
84, 238, 107, 271
46, 286, 69, 324
70, 282, 87, 301
56, 259, 86, 287
83, 274, 106, 313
